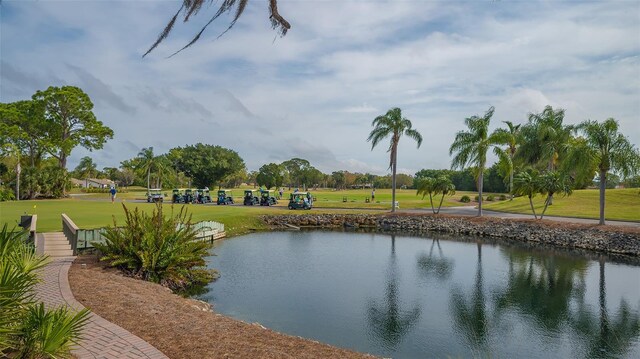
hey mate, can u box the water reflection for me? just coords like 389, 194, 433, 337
367, 235, 421, 349
417, 239, 454, 281
450, 242, 490, 355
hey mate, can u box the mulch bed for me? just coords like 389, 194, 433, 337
68, 255, 375, 359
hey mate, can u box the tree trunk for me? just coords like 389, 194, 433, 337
509, 169, 514, 200
429, 193, 435, 214
436, 194, 445, 214
528, 196, 538, 220
16, 162, 20, 201
599, 170, 606, 225
391, 146, 397, 213
147, 168, 151, 192
477, 168, 483, 217
540, 194, 553, 219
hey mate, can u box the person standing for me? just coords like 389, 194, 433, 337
371, 188, 375, 201
110, 186, 117, 203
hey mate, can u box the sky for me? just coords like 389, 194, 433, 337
1, 0, 639, 175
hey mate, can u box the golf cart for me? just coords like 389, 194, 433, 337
288, 192, 313, 210
199, 188, 212, 203
147, 188, 164, 203
243, 190, 260, 205
184, 188, 194, 204
260, 190, 278, 206
171, 188, 184, 203
217, 189, 234, 205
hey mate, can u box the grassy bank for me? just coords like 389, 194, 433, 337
483, 188, 640, 222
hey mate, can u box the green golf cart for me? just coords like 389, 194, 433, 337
260, 190, 278, 206
243, 190, 260, 205
184, 188, 194, 204
171, 188, 184, 203
217, 189, 234, 205
288, 192, 313, 210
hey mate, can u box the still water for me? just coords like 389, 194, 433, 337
198, 231, 640, 358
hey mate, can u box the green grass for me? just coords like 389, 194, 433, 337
483, 188, 640, 222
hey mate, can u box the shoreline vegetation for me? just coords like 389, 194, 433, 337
67, 213, 640, 358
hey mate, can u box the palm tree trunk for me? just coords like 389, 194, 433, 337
540, 194, 553, 219
599, 170, 606, 225
391, 146, 397, 213
437, 194, 445, 214
16, 162, 20, 201
477, 169, 483, 217
528, 196, 538, 219
147, 168, 150, 192
429, 193, 435, 214
509, 169, 514, 200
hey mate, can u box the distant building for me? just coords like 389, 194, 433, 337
70, 178, 116, 188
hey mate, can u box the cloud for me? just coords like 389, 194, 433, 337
65, 64, 136, 114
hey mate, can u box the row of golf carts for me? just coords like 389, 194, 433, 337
149, 188, 313, 209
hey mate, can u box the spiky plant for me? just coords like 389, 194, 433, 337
94, 204, 217, 291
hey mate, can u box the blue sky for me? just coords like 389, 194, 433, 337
1, 0, 639, 175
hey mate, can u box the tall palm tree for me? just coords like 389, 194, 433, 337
449, 106, 500, 216
145, 0, 291, 57
368, 108, 423, 213
492, 121, 521, 199
573, 119, 639, 225
137, 147, 156, 192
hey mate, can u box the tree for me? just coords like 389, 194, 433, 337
573, 119, 640, 225
513, 170, 541, 219
416, 176, 456, 214
331, 171, 346, 190
170, 143, 245, 188
145, 0, 290, 57
33, 86, 113, 170
74, 156, 98, 188
449, 106, 500, 216
137, 147, 156, 192
281, 158, 311, 189
368, 107, 423, 213
538, 170, 573, 219
256, 163, 285, 189
517, 106, 573, 171
492, 121, 521, 199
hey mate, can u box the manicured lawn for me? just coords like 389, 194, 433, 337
483, 188, 640, 222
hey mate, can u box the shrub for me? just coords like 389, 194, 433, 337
499, 194, 508, 201
486, 195, 495, 201
94, 204, 217, 291
0, 187, 15, 201
460, 195, 471, 203
475, 195, 483, 202
0, 224, 89, 357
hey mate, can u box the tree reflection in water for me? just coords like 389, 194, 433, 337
417, 239, 454, 281
450, 242, 490, 355
367, 235, 421, 349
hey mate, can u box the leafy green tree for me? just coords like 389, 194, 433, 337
170, 144, 245, 188
256, 163, 285, 189
331, 171, 346, 190
538, 170, 573, 219
0, 100, 47, 168
145, 0, 291, 57
368, 107, 423, 213
33, 86, 113, 170
513, 170, 541, 219
449, 106, 500, 216
281, 158, 311, 189
137, 147, 156, 191
572, 119, 640, 225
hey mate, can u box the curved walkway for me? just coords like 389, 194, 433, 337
35, 257, 169, 359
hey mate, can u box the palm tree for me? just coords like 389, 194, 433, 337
492, 121, 521, 199
513, 170, 541, 219
74, 156, 98, 188
145, 0, 291, 57
538, 170, 573, 219
416, 176, 455, 214
368, 108, 423, 213
517, 106, 573, 171
572, 119, 639, 225
449, 106, 500, 216
137, 147, 156, 192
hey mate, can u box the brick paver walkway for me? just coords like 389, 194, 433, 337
35, 257, 169, 359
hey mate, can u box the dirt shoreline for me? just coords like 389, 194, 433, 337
68, 255, 375, 359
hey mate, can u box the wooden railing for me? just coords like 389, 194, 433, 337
61, 214, 79, 255
28, 214, 37, 243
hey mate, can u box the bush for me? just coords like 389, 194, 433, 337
475, 195, 483, 202
460, 195, 471, 203
94, 204, 217, 291
499, 194, 508, 201
0, 224, 89, 357
0, 187, 15, 201
486, 195, 495, 201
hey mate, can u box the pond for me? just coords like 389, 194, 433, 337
197, 231, 640, 359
